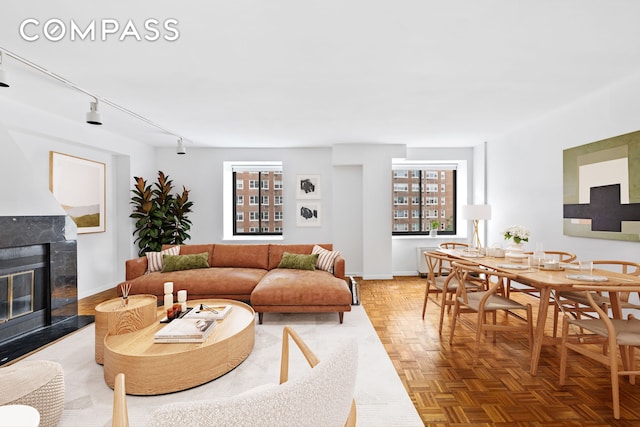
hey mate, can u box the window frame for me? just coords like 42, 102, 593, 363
391, 163, 459, 236
226, 161, 284, 239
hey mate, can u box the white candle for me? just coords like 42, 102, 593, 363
164, 293, 173, 310
177, 290, 187, 302
164, 282, 173, 294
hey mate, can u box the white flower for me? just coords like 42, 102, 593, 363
503, 225, 530, 243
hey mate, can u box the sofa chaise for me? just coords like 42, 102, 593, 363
118, 243, 352, 323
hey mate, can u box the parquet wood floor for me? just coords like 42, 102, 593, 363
79, 278, 640, 425
359, 276, 640, 426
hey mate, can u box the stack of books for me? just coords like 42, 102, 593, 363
154, 316, 217, 343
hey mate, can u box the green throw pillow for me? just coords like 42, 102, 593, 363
277, 252, 319, 271
162, 252, 209, 272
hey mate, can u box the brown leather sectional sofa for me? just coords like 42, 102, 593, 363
119, 243, 352, 323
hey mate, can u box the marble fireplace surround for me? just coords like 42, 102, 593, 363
0, 215, 90, 365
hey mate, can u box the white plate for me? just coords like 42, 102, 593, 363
566, 274, 608, 282
497, 263, 529, 270
459, 253, 483, 258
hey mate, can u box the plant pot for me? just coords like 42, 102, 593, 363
429, 230, 437, 237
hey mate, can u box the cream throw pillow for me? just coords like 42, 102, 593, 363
146, 246, 180, 273
312, 245, 341, 273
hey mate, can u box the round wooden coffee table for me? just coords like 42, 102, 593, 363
94, 294, 158, 364
102, 299, 255, 395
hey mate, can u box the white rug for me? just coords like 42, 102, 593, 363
22, 305, 422, 427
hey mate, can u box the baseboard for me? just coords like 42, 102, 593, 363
362, 274, 394, 280
394, 271, 421, 277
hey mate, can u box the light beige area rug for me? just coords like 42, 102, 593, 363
23, 305, 423, 427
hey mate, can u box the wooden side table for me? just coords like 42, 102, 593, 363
94, 294, 157, 364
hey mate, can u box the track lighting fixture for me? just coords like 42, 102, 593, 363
0, 51, 9, 87
0, 46, 189, 144
86, 98, 102, 125
176, 138, 186, 155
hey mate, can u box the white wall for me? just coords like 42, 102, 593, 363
155, 147, 338, 245
0, 98, 156, 298
487, 72, 640, 261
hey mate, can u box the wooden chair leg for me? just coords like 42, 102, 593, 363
559, 316, 569, 386
438, 289, 448, 335
422, 282, 432, 319
610, 347, 620, 419
339, 312, 344, 323
449, 300, 460, 345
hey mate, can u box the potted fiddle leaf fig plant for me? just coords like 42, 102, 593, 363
130, 171, 193, 257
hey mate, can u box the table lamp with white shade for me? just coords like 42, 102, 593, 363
461, 204, 492, 251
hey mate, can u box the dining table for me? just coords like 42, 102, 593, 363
437, 248, 640, 375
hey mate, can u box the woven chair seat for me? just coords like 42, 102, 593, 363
558, 290, 640, 309
461, 291, 528, 312
567, 317, 640, 346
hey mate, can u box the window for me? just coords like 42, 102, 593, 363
391, 162, 458, 235
230, 162, 283, 236
394, 210, 408, 219
394, 196, 408, 205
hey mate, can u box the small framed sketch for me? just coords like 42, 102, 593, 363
296, 201, 321, 227
49, 151, 106, 234
296, 174, 321, 199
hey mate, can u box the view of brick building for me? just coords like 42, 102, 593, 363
392, 169, 456, 234
234, 171, 283, 234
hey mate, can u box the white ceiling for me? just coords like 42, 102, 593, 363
1, 1, 640, 149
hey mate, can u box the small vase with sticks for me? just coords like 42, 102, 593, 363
120, 283, 131, 307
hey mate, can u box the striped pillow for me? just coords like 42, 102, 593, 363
312, 245, 341, 273
146, 246, 180, 273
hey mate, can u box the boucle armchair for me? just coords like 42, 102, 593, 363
113, 326, 358, 427
0, 360, 65, 427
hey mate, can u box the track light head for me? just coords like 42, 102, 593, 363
176, 138, 186, 155
0, 51, 8, 87
86, 99, 102, 125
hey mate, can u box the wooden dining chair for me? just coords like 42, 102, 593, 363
422, 251, 482, 334
438, 242, 469, 250
449, 262, 533, 359
553, 260, 640, 337
559, 284, 640, 419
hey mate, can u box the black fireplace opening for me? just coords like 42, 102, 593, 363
0, 244, 50, 343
